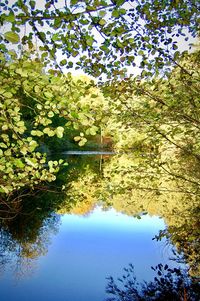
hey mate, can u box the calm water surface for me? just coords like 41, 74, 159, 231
0, 206, 182, 301
1, 151, 195, 300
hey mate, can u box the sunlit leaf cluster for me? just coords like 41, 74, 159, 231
0, 51, 108, 198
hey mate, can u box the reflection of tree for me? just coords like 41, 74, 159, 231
56, 152, 200, 278
104, 156, 200, 278
1, 148, 199, 279
105, 263, 200, 301
57, 155, 105, 215
156, 205, 200, 278
0, 154, 103, 278
0, 193, 61, 278
103, 155, 200, 277
58, 169, 99, 216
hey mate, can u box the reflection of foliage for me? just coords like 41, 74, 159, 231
57, 155, 105, 215
56, 151, 200, 277
107, 157, 200, 276
0, 185, 65, 278
0, 154, 104, 277
0, 212, 60, 278
103, 153, 200, 278
106, 263, 200, 301
155, 205, 200, 278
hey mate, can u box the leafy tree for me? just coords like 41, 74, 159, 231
102, 49, 200, 195
0, 0, 199, 78
106, 263, 200, 301
0, 50, 108, 206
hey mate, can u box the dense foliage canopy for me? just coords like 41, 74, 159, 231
1, 0, 199, 77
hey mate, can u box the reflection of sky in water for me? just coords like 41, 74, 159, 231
0, 207, 181, 301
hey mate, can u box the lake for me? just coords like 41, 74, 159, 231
0, 206, 183, 301
0, 152, 199, 300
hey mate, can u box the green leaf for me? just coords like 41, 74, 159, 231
8, 50, 17, 58
86, 38, 94, 46
31, 130, 43, 137
3, 92, 13, 98
116, 0, 125, 5
43, 91, 53, 99
34, 85, 40, 93
99, 19, 106, 26
30, 0, 36, 9
38, 31, 46, 41
36, 104, 42, 110
4, 31, 20, 44
48, 111, 54, 118
119, 8, 126, 15
14, 159, 25, 168
99, 11, 106, 17
52, 33, 59, 42
79, 18, 89, 25
25, 158, 38, 167
74, 136, 81, 141
0, 143, 7, 148
71, 0, 79, 5
56, 126, 64, 138
112, 10, 119, 18
78, 138, 87, 146
43, 127, 55, 137
16, 121, 25, 127
5, 12, 15, 23
15, 68, 28, 77
29, 140, 38, 151
89, 125, 98, 135
60, 59, 67, 66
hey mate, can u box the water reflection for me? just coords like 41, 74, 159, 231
0, 152, 199, 299
0, 154, 102, 280
0, 206, 182, 301
58, 153, 200, 277
0, 210, 60, 279
105, 263, 200, 301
